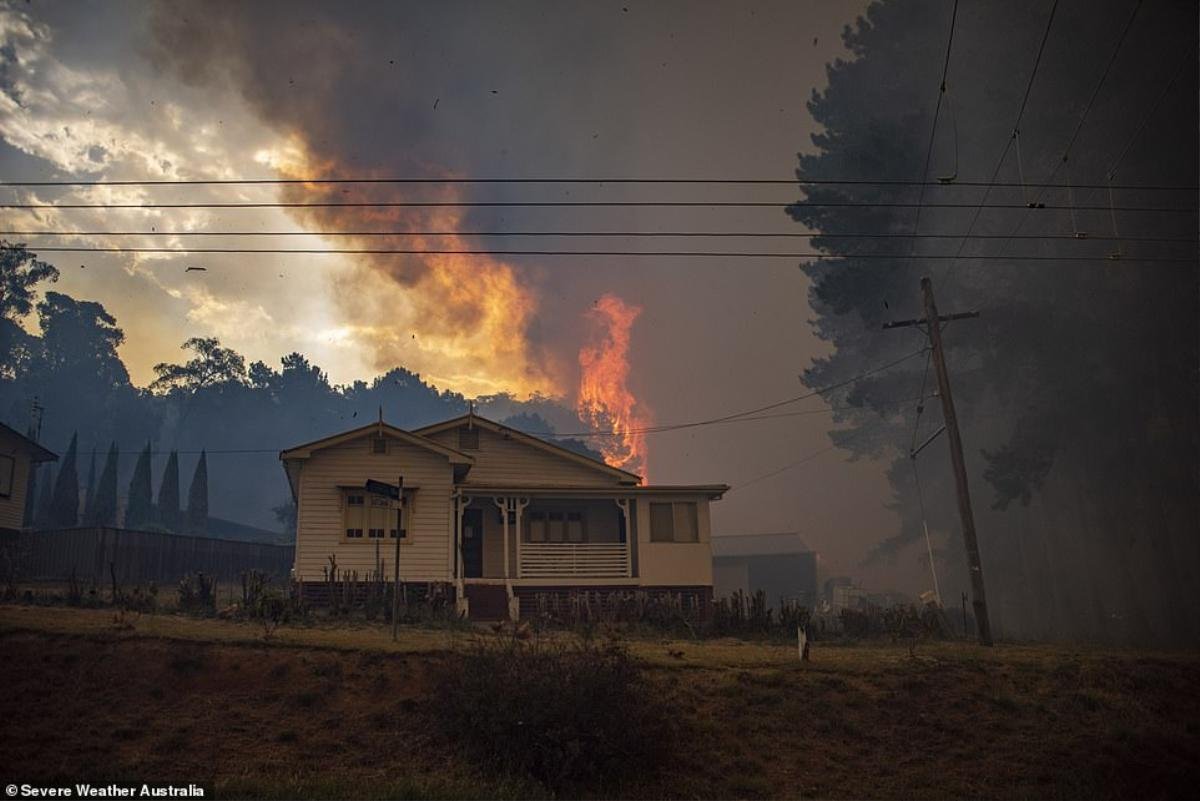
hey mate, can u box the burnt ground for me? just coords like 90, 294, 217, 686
1, 610, 1198, 799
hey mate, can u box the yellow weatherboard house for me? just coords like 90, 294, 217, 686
280, 411, 727, 620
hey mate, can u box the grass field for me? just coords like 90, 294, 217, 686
1, 604, 1197, 799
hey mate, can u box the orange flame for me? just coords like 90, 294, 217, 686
577, 293, 652, 480
272, 142, 562, 398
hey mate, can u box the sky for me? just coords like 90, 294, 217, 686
1, 0, 934, 591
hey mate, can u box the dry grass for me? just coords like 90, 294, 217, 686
1, 604, 1197, 799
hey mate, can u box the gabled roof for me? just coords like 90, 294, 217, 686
413, 413, 642, 484
0, 422, 57, 462
279, 421, 474, 464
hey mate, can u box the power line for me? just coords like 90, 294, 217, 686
956, 18, 1193, 306
2, 200, 1194, 211
996, 0, 1146, 231
908, 0, 962, 256
938, 0, 1062, 287
100, 351, 930, 457
3, 229, 1194, 243
725, 443, 843, 494
13, 245, 1193, 262
0, 177, 1193, 190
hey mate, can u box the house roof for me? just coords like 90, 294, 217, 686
0, 422, 58, 462
711, 532, 811, 558
414, 413, 643, 484
457, 483, 729, 499
279, 421, 474, 464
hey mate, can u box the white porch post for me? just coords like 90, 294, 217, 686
493, 496, 518, 621
454, 492, 471, 617
514, 496, 530, 578
614, 497, 633, 578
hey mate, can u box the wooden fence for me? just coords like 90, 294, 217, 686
4, 527, 294, 586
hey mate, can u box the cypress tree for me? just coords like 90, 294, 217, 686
49, 433, 79, 527
81, 447, 97, 525
157, 450, 181, 532
186, 450, 208, 535
125, 443, 153, 530
34, 462, 55, 528
90, 443, 119, 527
22, 459, 38, 527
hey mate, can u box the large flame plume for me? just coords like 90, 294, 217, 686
270, 141, 562, 398
577, 293, 652, 480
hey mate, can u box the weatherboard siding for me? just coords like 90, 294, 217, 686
293, 434, 454, 582
426, 426, 623, 487
0, 450, 30, 531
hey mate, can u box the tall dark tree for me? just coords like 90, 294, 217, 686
0, 243, 59, 380
81, 447, 97, 525
34, 462, 55, 528
88, 443, 119, 527
157, 450, 181, 532
788, 0, 1198, 644
48, 432, 79, 527
151, 337, 247, 394
186, 450, 208, 535
22, 454, 38, 527
125, 443, 154, 530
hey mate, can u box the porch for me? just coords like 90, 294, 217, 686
454, 493, 636, 580
453, 490, 637, 618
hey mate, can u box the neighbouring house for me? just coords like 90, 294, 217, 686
0, 423, 57, 536
280, 412, 728, 620
711, 532, 818, 609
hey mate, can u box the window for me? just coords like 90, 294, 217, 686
566, 512, 584, 543
343, 488, 413, 541
650, 501, 699, 542
345, 494, 365, 539
0, 454, 13, 498
458, 425, 479, 450
524, 509, 587, 543
528, 511, 546, 542
370, 437, 387, 454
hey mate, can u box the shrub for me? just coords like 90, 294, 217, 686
434, 635, 677, 791
178, 572, 216, 616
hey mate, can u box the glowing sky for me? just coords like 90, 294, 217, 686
1, 1, 934, 591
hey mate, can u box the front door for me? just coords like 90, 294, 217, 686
462, 508, 484, 578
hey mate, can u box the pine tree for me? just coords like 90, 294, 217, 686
49, 433, 79, 527
186, 450, 208, 535
90, 443, 119, 527
125, 443, 153, 530
34, 462, 55, 528
157, 450, 181, 532
81, 447, 97, 524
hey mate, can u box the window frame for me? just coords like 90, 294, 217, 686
523, 508, 588, 543
341, 486, 415, 543
650, 500, 699, 543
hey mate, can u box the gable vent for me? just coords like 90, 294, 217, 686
370, 437, 387, 454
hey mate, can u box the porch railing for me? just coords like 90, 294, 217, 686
518, 542, 631, 578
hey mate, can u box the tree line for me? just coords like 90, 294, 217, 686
29, 433, 209, 535
0, 242, 600, 535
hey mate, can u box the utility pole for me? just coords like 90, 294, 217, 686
392, 474, 404, 641
884, 276, 993, 646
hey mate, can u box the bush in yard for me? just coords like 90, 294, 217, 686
434, 635, 677, 792
178, 572, 216, 615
